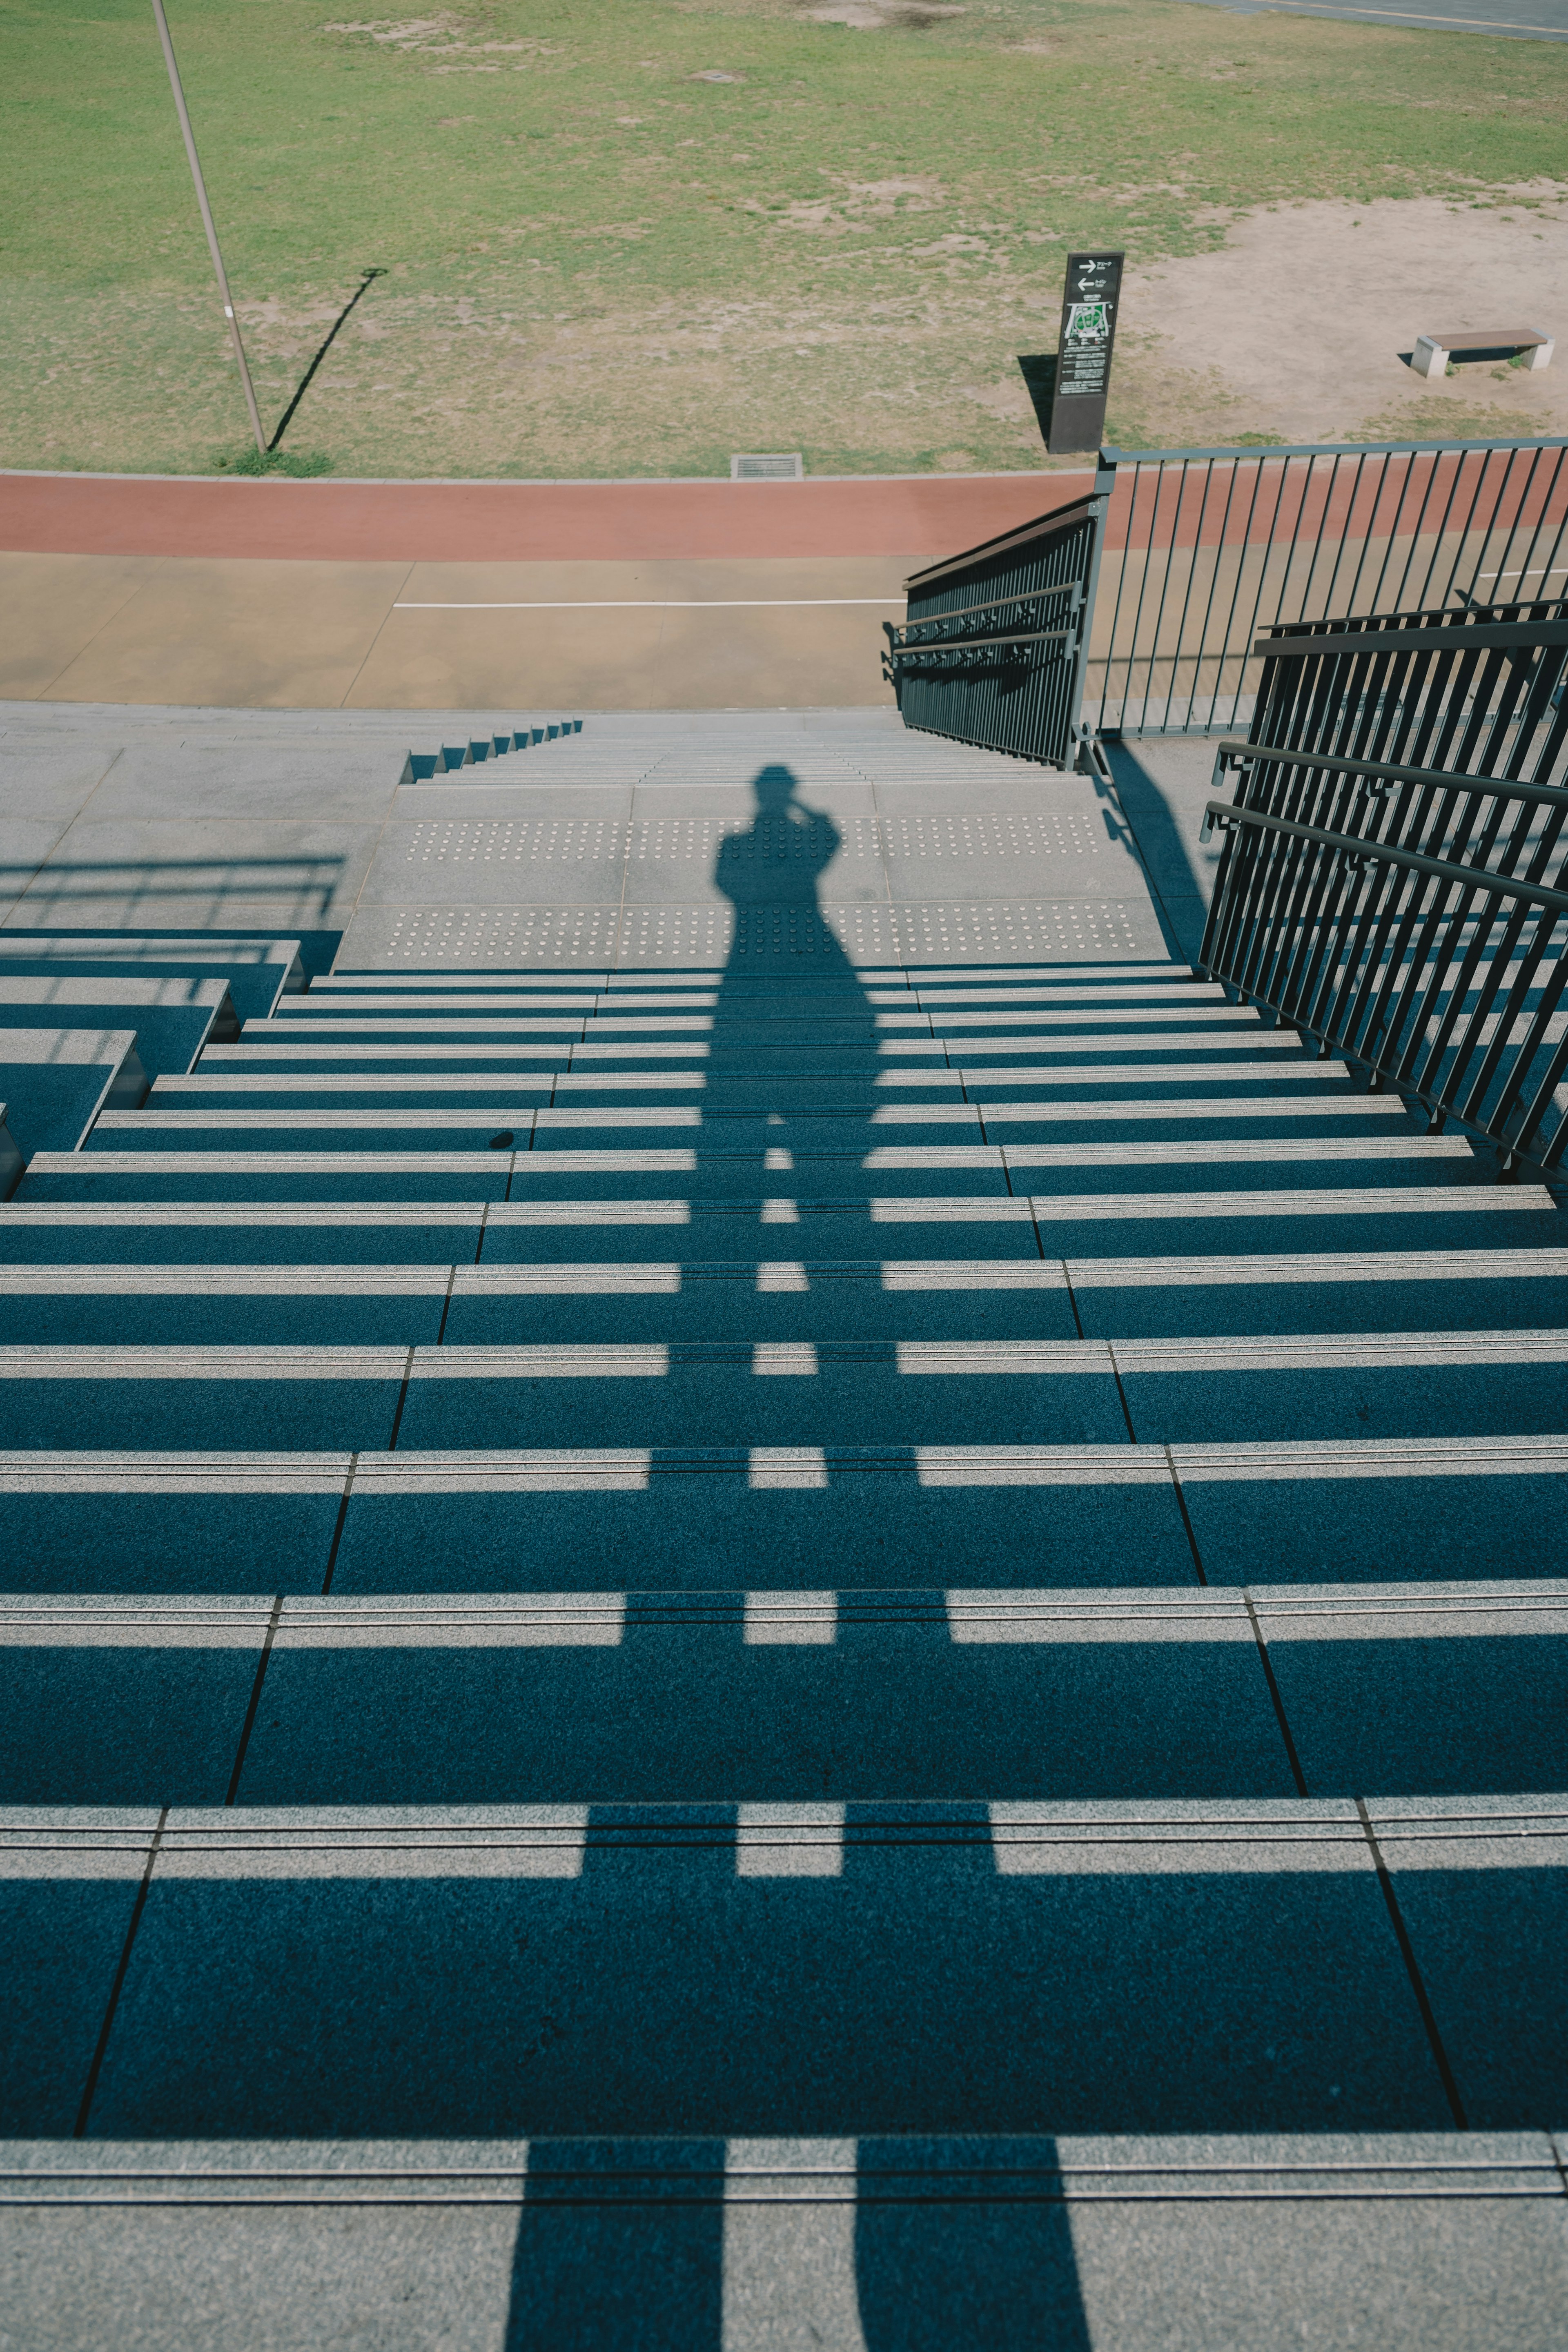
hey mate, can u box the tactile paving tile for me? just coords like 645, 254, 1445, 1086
352, 898, 1158, 966
401, 812, 1102, 869
830, 902, 1147, 963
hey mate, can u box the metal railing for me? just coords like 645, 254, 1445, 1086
1090, 436, 1568, 737
882, 486, 1109, 769
1198, 595, 1568, 1176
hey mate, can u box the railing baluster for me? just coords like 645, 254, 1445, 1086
1197, 593, 1568, 1176
1092, 432, 1567, 740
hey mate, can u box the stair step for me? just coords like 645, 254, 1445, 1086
0, 1027, 146, 1158
2, 1580, 1561, 1809
142, 1078, 1408, 1116
163, 1070, 1374, 1103
0, 1255, 1077, 1343
3, 1432, 1565, 1593
223, 1029, 1323, 1061
5, 1798, 1562, 2137
0, 1199, 494, 1261
0, 1329, 1559, 1455
306, 975, 1217, 1006
0, 935, 304, 1020
0, 977, 236, 1078
2, 2130, 1559, 2352
79, 1127, 1474, 1201
16, 1171, 1555, 1250
7, 1251, 1564, 1340
127, 1099, 1416, 1149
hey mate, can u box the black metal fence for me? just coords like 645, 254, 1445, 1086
882, 486, 1109, 769
1198, 595, 1568, 1176
1091, 436, 1568, 738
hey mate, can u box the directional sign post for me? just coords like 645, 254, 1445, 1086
1046, 250, 1124, 457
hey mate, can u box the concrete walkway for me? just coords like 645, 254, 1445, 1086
0, 472, 1082, 712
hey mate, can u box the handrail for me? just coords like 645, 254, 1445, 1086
1200, 800, 1568, 919
1104, 434, 1568, 464
1199, 597, 1568, 1175
894, 581, 1078, 630
1215, 741, 1568, 817
890, 486, 1104, 767
889, 626, 1074, 659
903, 486, 1106, 594
1253, 619, 1568, 660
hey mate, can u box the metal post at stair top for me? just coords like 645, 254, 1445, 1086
150, 0, 267, 456
1067, 460, 1119, 773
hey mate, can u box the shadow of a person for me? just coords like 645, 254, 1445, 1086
693, 760, 882, 1247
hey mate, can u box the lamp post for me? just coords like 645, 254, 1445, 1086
150, 0, 267, 455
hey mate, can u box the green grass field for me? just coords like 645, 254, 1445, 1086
2, 0, 1565, 478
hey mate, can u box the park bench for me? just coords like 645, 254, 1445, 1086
1412, 326, 1554, 378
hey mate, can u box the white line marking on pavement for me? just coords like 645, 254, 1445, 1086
393, 599, 906, 610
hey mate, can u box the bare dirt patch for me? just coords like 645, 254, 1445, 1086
1122, 188, 1568, 447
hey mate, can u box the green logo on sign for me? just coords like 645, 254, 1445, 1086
1066, 301, 1110, 343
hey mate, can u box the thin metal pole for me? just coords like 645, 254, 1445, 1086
150, 0, 266, 454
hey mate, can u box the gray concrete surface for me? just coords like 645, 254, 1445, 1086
1, 704, 1566, 2343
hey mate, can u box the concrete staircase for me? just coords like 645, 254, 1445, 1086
1, 718, 1566, 2346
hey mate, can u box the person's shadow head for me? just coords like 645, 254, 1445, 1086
753, 762, 800, 815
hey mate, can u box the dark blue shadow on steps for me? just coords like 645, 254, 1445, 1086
0, 1002, 215, 1082
0, 1374, 401, 1452
79, 1831, 1455, 2138
0, 1296, 443, 1347
1390, 1865, 1568, 2129
505, 1158, 1016, 1205
0, 1648, 258, 1805
1267, 1636, 1568, 1797
442, 1284, 1081, 1348
92, 1122, 531, 1157
0, 1492, 340, 1596
1074, 1273, 1568, 1340
1025, 1153, 1492, 1198
236, 1630, 1295, 1806
477, 1211, 1042, 1267
0, 1218, 482, 1267
20, 1167, 512, 1205
497, 2136, 1094, 2352
1183, 1470, 1568, 1584
1032, 1206, 1564, 1260
330, 1477, 1198, 1594
395, 1364, 1129, 1452
1122, 1362, 1568, 1446
503, 2142, 724, 2352
0, 1061, 129, 1160
0, 1877, 144, 2134
856, 2140, 1089, 2352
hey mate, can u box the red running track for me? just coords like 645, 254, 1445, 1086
0, 471, 1089, 564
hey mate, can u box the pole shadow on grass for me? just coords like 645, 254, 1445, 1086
267, 270, 385, 454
